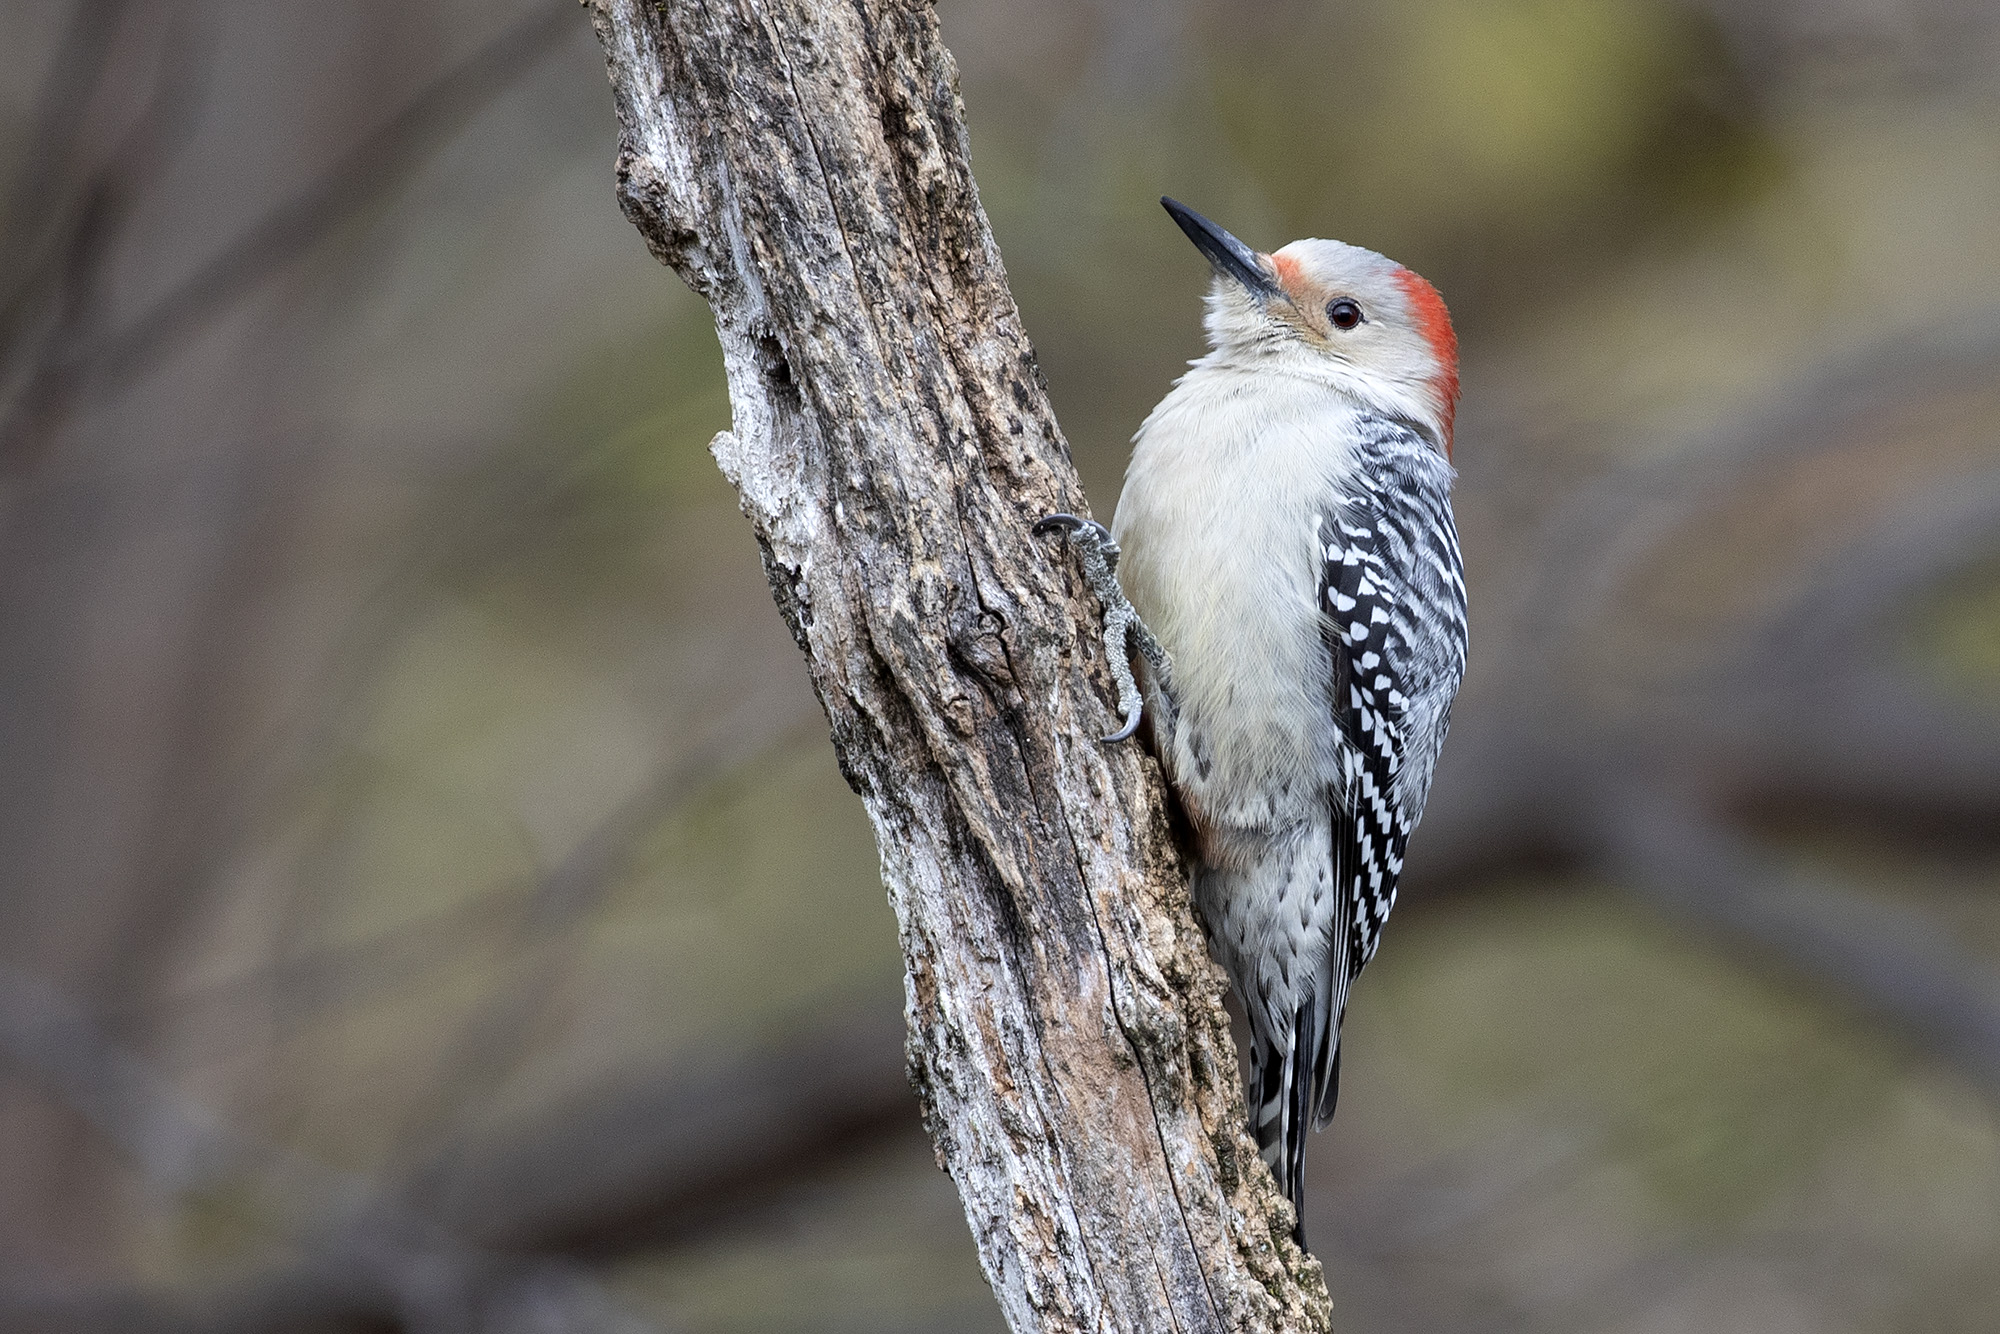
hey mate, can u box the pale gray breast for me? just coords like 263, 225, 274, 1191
1114, 377, 1365, 840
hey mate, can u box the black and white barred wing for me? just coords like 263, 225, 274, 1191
1316, 420, 1468, 982
1265, 419, 1468, 1178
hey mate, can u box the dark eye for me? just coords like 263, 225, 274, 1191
1327, 298, 1363, 330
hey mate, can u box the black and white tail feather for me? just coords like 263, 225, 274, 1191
1244, 416, 1467, 1239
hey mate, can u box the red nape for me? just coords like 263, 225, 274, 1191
1392, 267, 1459, 456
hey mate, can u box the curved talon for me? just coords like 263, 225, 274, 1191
1035, 513, 1118, 567
1037, 510, 1159, 746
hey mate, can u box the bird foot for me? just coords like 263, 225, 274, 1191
1035, 513, 1171, 743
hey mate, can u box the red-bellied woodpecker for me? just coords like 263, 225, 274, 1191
1038, 197, 1467, 1244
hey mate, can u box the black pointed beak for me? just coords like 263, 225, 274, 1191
1161, 197, 1278, 298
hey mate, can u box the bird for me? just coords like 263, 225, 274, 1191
1037, 197, 1467, 1245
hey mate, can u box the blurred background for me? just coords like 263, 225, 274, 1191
2, 0, 1999, 1330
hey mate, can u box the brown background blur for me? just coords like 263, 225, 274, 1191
3, 2, 1999, 1331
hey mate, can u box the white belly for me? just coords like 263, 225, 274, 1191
1111, 368, 1360, 842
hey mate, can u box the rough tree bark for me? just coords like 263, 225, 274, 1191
585, 2, 1330, 1331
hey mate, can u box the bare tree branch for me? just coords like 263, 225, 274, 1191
0, 967, 662, 1334
0, 0, 141, 351
586, 0, 1331, 1328
0, 2, 580, 462
1596, 795, 2000, 1097
0, 2, 203, 456
431, 1003, 917, 1255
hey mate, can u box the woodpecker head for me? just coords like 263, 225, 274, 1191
1161, 196, 1459, 455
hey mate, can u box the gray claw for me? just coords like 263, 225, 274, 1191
1036, 512, 1166, 744
1102, 707, 1143, 745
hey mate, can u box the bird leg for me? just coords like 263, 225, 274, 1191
1034, 513, 1172, 743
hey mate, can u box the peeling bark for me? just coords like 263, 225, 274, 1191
584, 1, 1330, 1330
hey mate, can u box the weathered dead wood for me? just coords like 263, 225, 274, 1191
585, 1, 1329, 1330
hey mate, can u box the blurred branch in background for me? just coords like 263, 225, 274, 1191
0, 967, 660, 1334
0, 0, 1998, 1330
1602, 799, 2000, 1098
0, 1, 577, 470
